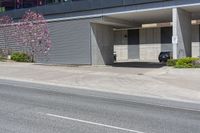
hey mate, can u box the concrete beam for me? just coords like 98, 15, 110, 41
172, 8, 192, 59
92, 17, 141, 28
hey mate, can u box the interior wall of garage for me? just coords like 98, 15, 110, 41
192, 25, 200, 57
161, 27, 173, 52
139, 28, 161, 61
160, 25, 200, 58
128, 29, 140, 60
114, 25, 200, 62
114, 30, 128, 61
114, 28, 162, 62
113, 29, 140, 62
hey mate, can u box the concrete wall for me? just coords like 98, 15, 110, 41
114, 25, 200, 62
114, 28, 163, 61
192, 25, 200, 57
91, 23, 114, 65
114, 30, 128, 61
128, 29, 140, 60
113, 29, 140, 61
160, 25, 200, 58
139, 28, 161, 61
161, 27, 173, 53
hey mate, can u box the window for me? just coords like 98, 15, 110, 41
0, 0, 69, 12
16, 0, 23, 9
46, 0, 64, 4
0, 0, 15, 11
22, 0, 37, 8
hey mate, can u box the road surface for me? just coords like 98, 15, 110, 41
0, 80, 200, 133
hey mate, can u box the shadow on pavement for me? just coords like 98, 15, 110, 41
113, 62, 166, 68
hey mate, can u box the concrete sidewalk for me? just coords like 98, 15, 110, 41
0, 62, 200, 103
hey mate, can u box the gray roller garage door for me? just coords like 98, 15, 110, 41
0, 26, 21, 53
37, 18, 93, 65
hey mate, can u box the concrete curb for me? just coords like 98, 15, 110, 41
0, 76, 200, 105
1, 78, 200, 112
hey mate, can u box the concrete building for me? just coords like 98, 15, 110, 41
0, 0, 200, 65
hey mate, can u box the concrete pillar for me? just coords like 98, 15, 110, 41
91, 23, 114, 65
172, 8, 192, 59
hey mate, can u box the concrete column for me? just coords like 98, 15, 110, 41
91, 23, 114, 65
172, 8, 192, 59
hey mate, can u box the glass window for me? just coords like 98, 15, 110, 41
1, 0, 15, 11
22, 0, 46, 8
23, 0, 37, 8
16, 0, 23, 9
0, 0, 69, 12
38, 0, 45, 6
46, 0, 62, 4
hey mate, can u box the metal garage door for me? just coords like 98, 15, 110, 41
37, 18, 92, 65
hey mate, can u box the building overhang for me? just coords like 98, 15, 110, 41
100, 3, 200, 27
91, 17, 141, 28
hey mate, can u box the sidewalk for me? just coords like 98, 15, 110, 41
0, 62, 200, 103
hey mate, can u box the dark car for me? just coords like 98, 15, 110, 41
158, 51, 172, 63
113, 52, 117, 61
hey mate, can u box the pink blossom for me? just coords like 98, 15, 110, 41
14, 10, 52, 61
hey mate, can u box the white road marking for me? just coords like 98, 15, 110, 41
46, 113, 145, 133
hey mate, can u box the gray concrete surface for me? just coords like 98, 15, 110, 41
0, 62, 200, 103
0, 80, 200, 133
173, 8, 192, 58
91, 23, 114, 65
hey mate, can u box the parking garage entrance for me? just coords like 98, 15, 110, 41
91, 6, 200, 66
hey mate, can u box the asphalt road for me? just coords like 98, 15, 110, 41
0, 80, 200, 133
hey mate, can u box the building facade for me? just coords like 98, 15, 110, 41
0, 0, 200, 65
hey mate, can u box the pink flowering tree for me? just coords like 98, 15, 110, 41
15, 10, 51, 62
0, 16, 13, 56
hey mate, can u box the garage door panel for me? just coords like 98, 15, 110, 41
37, 18, 93, 65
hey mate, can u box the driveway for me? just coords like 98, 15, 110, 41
0, 62, 200, 103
